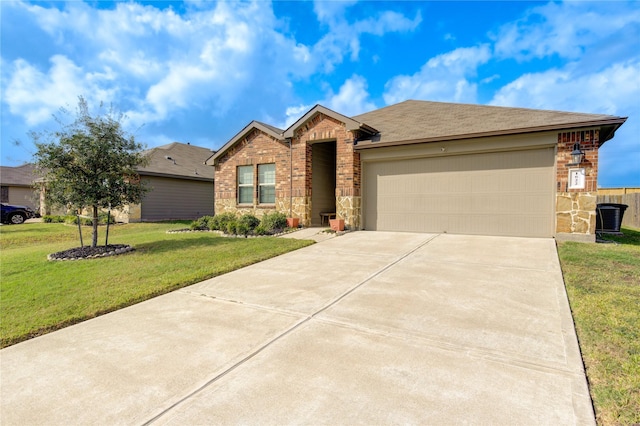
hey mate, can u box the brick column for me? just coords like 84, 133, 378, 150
555, 129, 599, 242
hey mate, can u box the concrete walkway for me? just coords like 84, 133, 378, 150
0, 232, 594, 425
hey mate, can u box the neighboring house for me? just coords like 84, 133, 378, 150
207, 100, 626, 242
0, 164, 39, 210
116, 142, 215, 222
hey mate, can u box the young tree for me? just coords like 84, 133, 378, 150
33, 97, 149, 248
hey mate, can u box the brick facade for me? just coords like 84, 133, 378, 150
213, 104, 617, 241
556, 129, 599, 193
214, 129, 290, 218
292, 113, 360, 227
213, 113, 361, 227
555, 129, 600, 241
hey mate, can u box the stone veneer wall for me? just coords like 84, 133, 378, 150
556, 192, 597, 235
555, 129, 600, 241
336, 194, 361, 229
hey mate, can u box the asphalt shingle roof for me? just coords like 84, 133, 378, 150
353, 100, 625, 146
0, 164, 38, 186
137, 142, 215, 180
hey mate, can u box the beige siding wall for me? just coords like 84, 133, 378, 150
141, 176, 213, 221
363, 148, 555, 237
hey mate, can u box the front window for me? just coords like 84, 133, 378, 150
258, 163, 275, 204
237, 165, 253, 204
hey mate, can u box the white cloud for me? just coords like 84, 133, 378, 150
313, 0, 357, 24
383, 45, 491, 105
490, 60, 639, 116
311, 1, 421, 66
2, 1, 311, 131
277, 75, 375, 128
2, 0, 423, 150
493, 1, 640, 61
325, 75, 376, 117
4, 55, 115, 126
281, 104, 313, 129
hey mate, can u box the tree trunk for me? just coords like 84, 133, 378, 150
92, 205, 99, 248
105, 209, 111, 246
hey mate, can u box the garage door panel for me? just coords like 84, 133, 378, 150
363, 149, 554, 237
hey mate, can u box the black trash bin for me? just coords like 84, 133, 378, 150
596, 203, 628, 233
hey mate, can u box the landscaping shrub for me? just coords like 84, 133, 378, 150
45, 213, 114, 226
260, 211, 287, 233
190, 216, 213, 230
225, 219, 238, 235
254, 224, 268, 236
191, 212, 286, 236
235, 222, 250, 237
206, 216, 217, 230
210, 212, 237, 231
238, 214, 260, 231
42, 215, 65, 223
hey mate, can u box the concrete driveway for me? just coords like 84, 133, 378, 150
0, 232, 594, 425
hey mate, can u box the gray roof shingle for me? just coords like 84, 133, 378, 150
0, 164, 38, 186
353, 100, 626, 147
137, 142, 215, 181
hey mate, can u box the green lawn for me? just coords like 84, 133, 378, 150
557, 227, 640, 426
0, 222, 313, 348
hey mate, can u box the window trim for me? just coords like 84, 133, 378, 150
237, 165, 254, 205
258, 163, 276, 205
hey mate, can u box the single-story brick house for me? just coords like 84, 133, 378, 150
207, 100, 626, 242
115, 142, 215, 222
0, 163, 39, 210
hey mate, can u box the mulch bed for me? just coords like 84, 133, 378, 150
48, 244, 134, 261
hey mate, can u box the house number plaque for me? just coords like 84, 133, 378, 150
568, 168, 586, 189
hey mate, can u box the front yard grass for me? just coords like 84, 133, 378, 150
557, 226, 640, 426
0, 222, 313, 348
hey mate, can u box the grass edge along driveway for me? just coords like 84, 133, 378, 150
0, 222, 313, 348
557, 227, 640, 426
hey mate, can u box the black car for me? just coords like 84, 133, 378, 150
1, 203, 38, 224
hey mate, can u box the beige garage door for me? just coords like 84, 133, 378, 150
363, 148, 555, 237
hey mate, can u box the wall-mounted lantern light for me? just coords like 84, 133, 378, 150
568, 142, 585, 166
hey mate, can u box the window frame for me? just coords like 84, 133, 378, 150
237, 165, 254, 205
258, 163, 276, 205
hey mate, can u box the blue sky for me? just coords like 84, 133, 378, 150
1, 0, 638, 187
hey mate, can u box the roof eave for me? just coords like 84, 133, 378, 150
355, 117, 628, 150
138, 171, 214, 182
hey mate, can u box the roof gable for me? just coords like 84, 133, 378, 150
211, 105, 379, 164
282, 105, 377, 138
207, 121, 284, 165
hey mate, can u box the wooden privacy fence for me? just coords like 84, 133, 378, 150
597, 188, 640, 230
